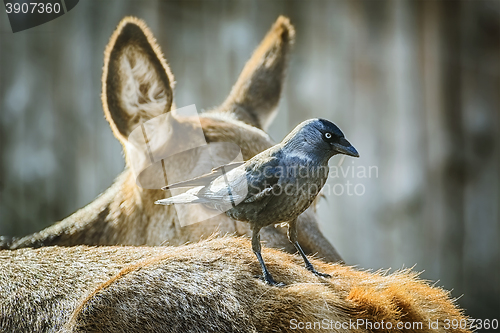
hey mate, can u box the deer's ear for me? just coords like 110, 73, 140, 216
219, 16, 295, 131
102, 17, 175, 141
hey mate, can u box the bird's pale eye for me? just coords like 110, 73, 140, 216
325, 132, 332, 139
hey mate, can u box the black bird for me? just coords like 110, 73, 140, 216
156, 118, 359, 286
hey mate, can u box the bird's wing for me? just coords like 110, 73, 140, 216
161, 161, 245, 190
242, 155, 283, 202
198, 155, 281, 207
244, 186, 275, 203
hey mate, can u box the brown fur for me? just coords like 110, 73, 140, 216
0, 237, 468, 333
6, 16, 342, 263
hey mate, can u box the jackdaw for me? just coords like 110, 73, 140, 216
156, 118, 359, 286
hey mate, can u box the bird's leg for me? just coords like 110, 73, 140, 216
252, 228, 285, 287
288, 220, 331, 278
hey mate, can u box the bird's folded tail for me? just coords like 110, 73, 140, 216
155, 192, 210, 205
161, 161, 244, 190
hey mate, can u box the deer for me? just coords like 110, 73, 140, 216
2, 16, 343, 264
0, 237, 470, 333
0, 16, 471, 332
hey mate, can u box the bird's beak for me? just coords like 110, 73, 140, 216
333, 139, 359, 158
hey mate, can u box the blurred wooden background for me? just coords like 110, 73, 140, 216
1, 0, 498, 320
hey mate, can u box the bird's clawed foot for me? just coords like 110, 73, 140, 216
306, 265, 332, 278
295, 244, 332, 278
254, 274, 286, 287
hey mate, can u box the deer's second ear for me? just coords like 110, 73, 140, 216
219, 16, 295, 131
102, 17, 174, 141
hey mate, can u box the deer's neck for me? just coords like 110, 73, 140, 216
10, 169, 176, 248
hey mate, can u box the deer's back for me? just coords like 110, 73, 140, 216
1, 238, 469, 333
